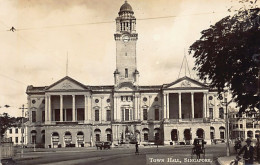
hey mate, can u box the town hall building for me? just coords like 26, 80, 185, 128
26, 1, 226, 148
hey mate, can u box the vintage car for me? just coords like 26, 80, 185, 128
95, 141, 111, 150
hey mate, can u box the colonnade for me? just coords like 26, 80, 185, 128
45, 94, 92, 124
163, 92, 208, 119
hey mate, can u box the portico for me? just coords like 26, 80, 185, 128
163, 90, 208, 121
45, 93, 92, 124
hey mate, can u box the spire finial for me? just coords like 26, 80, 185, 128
177, 48, 192, 79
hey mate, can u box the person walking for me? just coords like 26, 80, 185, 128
256, 136, 260, 163
237, 138, 254, 165
135, 142, 139, 155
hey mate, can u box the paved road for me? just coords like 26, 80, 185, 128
14, 143, 235, 165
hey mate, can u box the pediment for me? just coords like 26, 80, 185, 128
164, 76, 208, 89
46, 76, 87, 91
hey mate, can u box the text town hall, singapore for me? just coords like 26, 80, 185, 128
26, 1, 226, 148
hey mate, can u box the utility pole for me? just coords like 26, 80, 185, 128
19, 104, 27, 158
219, 92, 232, 156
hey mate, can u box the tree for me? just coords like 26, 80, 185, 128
0, 113, 24, 138
189, 6, 260, 112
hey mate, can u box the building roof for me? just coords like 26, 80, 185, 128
163, 76, 209, 89
119, 1, 134, 14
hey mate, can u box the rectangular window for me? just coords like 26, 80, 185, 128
209, 108, 213, 119
42, 111, 45, 122
125, 109, 129, 121
54, 109, 60, 121
143, 109, 148, 120
219, 108, 224, 119
240, 124, 243, 128
21, 128, 24, 134
125, 68, 128, 78
15, 137, 18, 143
15, 128, 18, 134
22, 137, 24, 143
155, 109, 159, 120
77, 108, 84, 121
9, 129, 12, 134
9, 137, 12, 142
32, 111, 36, 122
121, 109, 124, 121
107, 110, 111, 121
66, 109, 72, 121
95, 110, 99, 121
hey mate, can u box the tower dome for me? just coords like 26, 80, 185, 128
119, 1, 134, 15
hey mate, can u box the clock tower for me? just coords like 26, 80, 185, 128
114, 1, 139, 87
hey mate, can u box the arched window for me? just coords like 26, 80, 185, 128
94, 129, 101, 142
196, 128, 204, 139
142, 128, 149, 142
219, 126, 225, 139
31, 130, 37, 143
106, 128, 112, 142
171, 129, 178, 141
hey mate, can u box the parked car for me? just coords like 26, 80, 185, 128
103, 142, 111, 149
95, 141, 111, 150
95, 142, 103, 150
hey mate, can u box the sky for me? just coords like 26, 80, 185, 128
0, 0, 250, 117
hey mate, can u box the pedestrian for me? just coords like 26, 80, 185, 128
256, 136, 260, 163
237, 138, 254, 165
135, 142, 139, 155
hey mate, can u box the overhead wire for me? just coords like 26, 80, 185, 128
0, 10, 229, 32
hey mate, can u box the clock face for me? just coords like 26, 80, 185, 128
122, 35, 130, 42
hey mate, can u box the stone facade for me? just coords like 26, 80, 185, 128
230, 111, 260, 140
25, 1, 227, 148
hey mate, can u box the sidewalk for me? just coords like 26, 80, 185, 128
218, 156, 260, 165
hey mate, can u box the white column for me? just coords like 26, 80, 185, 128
72, 95, 76, 122
117, 97, 120, 121
101, 97, 103, 122
137, 96, 140, 120
178, 93, 182, 119
45, 95, 48, 124
88, 96, 92, 121
48, 95, 51, 122
166, 94, 170, 119
60, 95, 63, 122
214, 95, 218, 119
124, 108, 126, 121
203, 93, 207, 118
191, 93, 194, 119
84, 95, 88, 123
114, 96, 117, 121
163, 94, 167, 119
134, 96, 137, 120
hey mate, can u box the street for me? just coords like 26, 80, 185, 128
14, 143, 235, 165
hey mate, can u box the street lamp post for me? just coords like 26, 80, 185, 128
219, 92, 232, 156
19, 104, 27, 158
225, 97, 230, 157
